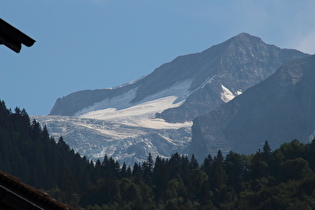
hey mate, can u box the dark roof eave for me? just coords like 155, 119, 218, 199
0, 18, 36, 53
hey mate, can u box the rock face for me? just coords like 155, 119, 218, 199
39, 33, 308, 165
190, 55, 315, 162
156, 33, 308, 122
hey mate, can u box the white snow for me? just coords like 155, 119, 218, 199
235, 90, 243, 96
130, 118, 192, 129
79, 96, 192, 129
220, 84, 235, 103
73, 121, 142, 139
79, 96, 181, 120
74, 88, 138, 116
75, 79, 193, 117
76, 79, 193, 129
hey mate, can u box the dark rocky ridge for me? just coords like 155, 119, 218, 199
158, 33, 309, 122
190, 55, 315, 162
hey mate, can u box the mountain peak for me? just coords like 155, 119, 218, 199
236, 32, 258, 38
201, 33, 267, 59
232, 32, 262, 42
222, 32, 265, 50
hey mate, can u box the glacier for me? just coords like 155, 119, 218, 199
35, 80, 194, 165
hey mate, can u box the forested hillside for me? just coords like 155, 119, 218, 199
1, 100, 315, 209
80, 139, 315, 210
0, 100, 98, 206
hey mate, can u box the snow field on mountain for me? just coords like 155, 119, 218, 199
79, 96, 192, 129
77, 79, 194, 129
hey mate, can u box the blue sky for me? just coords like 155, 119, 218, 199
1, 0, 315, 116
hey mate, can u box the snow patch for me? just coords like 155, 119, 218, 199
79, 96, 192, 129
75, 79, 193, 118
220, 84, 235, 103
235, 90, 242, 96
124, 118, 192, 130
79, 96, 181, 120
76, 80, 194, 129
75, 88, 138, 117
139, 79, 193, 104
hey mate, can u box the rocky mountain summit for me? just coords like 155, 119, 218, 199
190, 55, 315, 162
157, 33, 308, 122
37, 33, 308, 164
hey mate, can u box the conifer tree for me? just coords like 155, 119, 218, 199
262, 140, 272, 162
189, 154, 199, 169
201, 154, 213, 177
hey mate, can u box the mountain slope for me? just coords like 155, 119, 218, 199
157, 33, 308, 122
190, 55, 315, 161
39, 33, 308, 164
50, 33, 307, 122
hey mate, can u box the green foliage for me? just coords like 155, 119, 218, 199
281, 158, 313, 182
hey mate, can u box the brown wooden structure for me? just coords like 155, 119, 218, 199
0, 170, 75, 210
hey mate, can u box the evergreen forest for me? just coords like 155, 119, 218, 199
1, 100, 315, 209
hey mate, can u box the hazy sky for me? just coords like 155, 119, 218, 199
1, 0, 315, 115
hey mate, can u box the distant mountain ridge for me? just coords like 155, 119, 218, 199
190, 55, 315, 162
50, 33, 307, 122
38, 33, 309, 164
